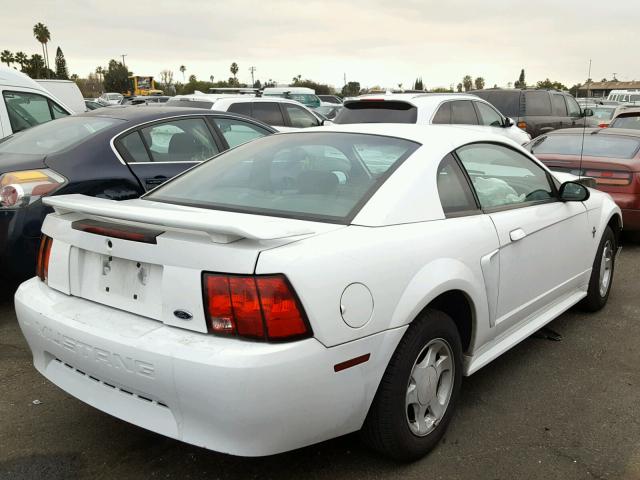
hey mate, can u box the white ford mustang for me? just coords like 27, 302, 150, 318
15, 124, 621, 461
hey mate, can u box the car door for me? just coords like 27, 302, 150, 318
282, 103, 321, 128
550, 93, 570, 129
115, 116, 224, 191
522, 90, 556, 136
1, 89, 70, 136
455, 142, 591, 333
564, 95, 583, 129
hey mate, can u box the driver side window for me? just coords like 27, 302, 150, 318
456, 143, 554, 209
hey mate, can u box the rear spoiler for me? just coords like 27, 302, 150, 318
44, 194, 315, 243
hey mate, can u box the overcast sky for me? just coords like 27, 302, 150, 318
2, 0, 639, 90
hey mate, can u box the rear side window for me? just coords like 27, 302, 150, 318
451, 100, 478, 125
227, 102, 252, 116
334, 101, 418, 124
437, 154, 478, 215
472, 90, 520, 117
523, 91, 552, 116
3, 90, 70, 133
252, 102, 286, 126
551, 94, 568, 116
139, 118, 220, 162
432, 102, 451, 124
214, 117, 272, 148
119, 131, 151, 162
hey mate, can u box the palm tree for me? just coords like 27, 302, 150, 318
14, 51, 27, 70
95, 66, 104, 82
33, 22, 51, 77
179, 65, 186, 82
1, 50, 14, 68
209, 75, 214, 83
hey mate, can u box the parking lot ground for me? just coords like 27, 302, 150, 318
1, 244, 640, 480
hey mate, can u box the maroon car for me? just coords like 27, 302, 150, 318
527, 128, 640, 230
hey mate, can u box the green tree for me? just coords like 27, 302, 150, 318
288, 78, 333, 95
95, 66, 104, 83
33, 22, 51, 76
462, 75, 473, 92
188, 74, 196, 83
0, 50, 13, 67
103, 59, 130, 93
254, 79, 262, 89
179, 65, 186, 82
23, 54, 45, 78
209, 75, 214, 83
514, 68, 526, 88
54, 46, 68, 79
414, 77, 424, 90
456, 83, 463, 92
291, 74, 302, 85
535, 78, 567, 91
474, 77, 485, 90
569, 83, 582, 97
14, 51, 27, 70
431, 87, 454, 93
341, 81, 361, 97
230, 62, 239, 84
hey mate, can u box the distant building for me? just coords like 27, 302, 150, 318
578, 80, 640, 98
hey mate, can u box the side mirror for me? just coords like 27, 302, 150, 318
582, 108, 594, 117
321, 119, 334, 126
503, 117, 514, 127
559, 181, 590, 202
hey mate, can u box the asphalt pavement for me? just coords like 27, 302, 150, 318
1, 244, 639, 480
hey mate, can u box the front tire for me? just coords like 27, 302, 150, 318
361, 309, 462, 462
580, 226, 616, 312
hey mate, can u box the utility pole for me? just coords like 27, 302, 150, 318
249, 66, 256, 87
121, 54, 127, 66
343, 72, 347, 87
612, 72, 617, 81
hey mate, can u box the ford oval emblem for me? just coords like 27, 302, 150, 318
173, 310, 193, 321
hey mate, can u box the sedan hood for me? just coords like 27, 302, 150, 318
0, 153, 47, 174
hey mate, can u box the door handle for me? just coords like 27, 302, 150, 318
509, 228, 527, 242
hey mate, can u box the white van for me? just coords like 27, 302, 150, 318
262, 86, 321, 108
0, 66, 75, 139
35, 79, 86, 113
606, 89, 640, 104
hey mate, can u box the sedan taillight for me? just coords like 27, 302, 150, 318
203, 273, 311, 342
36, 235, 53, 283
585, 170, 632, 186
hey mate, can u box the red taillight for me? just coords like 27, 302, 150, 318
203, 273, 310, 342
36, 235, 53, 282
599, 123, 609, 128
585, 170, 632, 186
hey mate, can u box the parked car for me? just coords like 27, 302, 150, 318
609, 107, 640, 130
607, 89, 640, 104
99, 92, 125, 105
125, 95, 172, 105
333, 93, 531, 144
84, 99, 105, 110
318, 94, 343, 105
0, 66, 75, 139
313, 104, 342, 120
16, 124, 620, 462
470, 88, 591, 138
587, 105, 619, 128
167, 95, 324, 130
527, 127, 640, 229
35, 79, 87, 113
262, 86, 321, 108
0, 106, 275, 281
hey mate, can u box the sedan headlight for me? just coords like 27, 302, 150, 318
0, 169, 67, 209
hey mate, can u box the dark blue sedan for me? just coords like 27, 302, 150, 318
0, 106, 276, 281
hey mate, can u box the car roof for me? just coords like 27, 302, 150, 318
350, 93, 481, 107
614, 107, 640, 115
292, 122, 516, 146
212, 96, 311, 106
538, 127, 640, 138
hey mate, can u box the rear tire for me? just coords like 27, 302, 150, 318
580, 226, 616, 312
361, 309, 462, 462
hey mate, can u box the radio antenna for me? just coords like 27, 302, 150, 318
578, 59, 592, 180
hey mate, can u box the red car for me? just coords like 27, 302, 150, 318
527, 128, 640, 230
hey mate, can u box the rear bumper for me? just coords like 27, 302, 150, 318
621, 209, 640, 231
601, 192, 640, 231
15, 278, 405, 456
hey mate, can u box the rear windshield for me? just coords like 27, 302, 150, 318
609, 114, 640, 130
0, 116, 124, 154
471, 91, 520, 117
165, 98, 214, 109
592, 107, 616, 121
334, 101, 418, 124
529, 134, 640, 159
146, 132, 419, 223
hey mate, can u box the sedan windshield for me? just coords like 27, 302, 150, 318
146, 132, 420, 223
0, 116, 124, 155
530, 134, 640, 159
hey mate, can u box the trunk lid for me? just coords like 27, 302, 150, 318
42, 194, 344, 333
